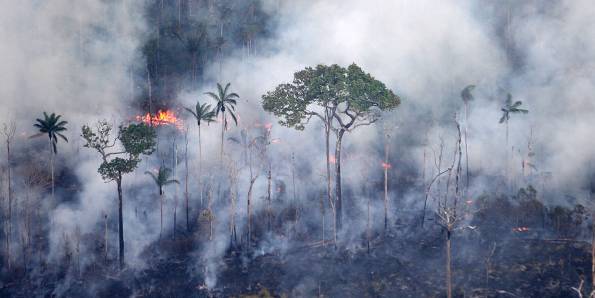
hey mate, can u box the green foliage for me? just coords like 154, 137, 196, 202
185, 101, 216, 126
32, 112, 68, 153
81, 121, 156, 181
206, 82, 239, 128
99, 157, 140, 181
120, 123, 157, 156
261, 63, 400, 130
145, 165, 179, 194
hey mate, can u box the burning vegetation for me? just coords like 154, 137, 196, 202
1, 1, 595, 298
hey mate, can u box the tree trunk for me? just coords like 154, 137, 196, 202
50, 139, 55, 200
464, 102, 470, 191
324, 115, 334, 243
185, 128, 190, 232
6, 138, 12, 270
446, 229, 452, 298
505, 119, 509, 191
267, 165, 272, 232
104, 213, 108, 263
220, 114, 225, 160
117, 174, 124, 269
335, 130, 345, 231
160, 189, 163, 239
384, 136, 389, 233
199, 125, 203, 207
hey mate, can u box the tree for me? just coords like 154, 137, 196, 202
81, 121, 156, 269
2, 121, 16, 269
185, 101, 216, 208
146, 165, 179, 239
205, 82, 239, 159
263, 64, 401, 236
499, 93, 528, 188
460, 85, 475, 190
32, 112, 68, 200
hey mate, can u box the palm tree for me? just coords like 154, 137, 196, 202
205, 82, 239, 160
499, 93, 528, 187
185, 101, 216, 208
32, 112, 68, 200
146, 165, 179, 239
461, 85, 475, 189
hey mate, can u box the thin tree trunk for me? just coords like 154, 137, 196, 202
324, 114, 334, 243
446, 229, 452, 298
117, 174, 124, 269
185, 128, 190, 232
6, 137, 12, 270
464, 102, 470, 191
50, 139, 55, 200
160, 190, 163, 239
220, 114, 225, 160
505, 120, 509, 191
104, 213, 108, 263
267, 165, 272, 232
199, 125, 203, 207
384, 135, 389, 233
335, 130, 345, 231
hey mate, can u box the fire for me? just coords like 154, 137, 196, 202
329, 155, 336, 164
381, 162, 391, 169
512, 227, 529, 232
465, 200, 473, 205
264, 122, 273, 131
271, 138, 281, 144
136, 109, 183, 129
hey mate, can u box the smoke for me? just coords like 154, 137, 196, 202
2, 0, 595, 293
180, 0, 595, 287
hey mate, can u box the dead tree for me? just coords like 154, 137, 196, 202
2, 121, 16, 270
433, 115, 464, 298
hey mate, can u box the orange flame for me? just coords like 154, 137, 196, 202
381, 162, 391, 169
136, 109, 183, 130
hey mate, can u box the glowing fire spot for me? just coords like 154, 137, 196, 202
329, 155, 336, 164
465, 200, 473, 205
136, 109, 183, 129
381, 162, 391, 169
512, 227, 529, 232
271, 138, 281, 144
264, 123, 273, 131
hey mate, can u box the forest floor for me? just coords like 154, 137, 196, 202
1, 225, 590, 297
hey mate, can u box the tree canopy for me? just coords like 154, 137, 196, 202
262, 63, 400, 131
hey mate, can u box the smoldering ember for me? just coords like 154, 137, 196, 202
1, 1, 594, 297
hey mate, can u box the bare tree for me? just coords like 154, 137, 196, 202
2, 121, 16, 270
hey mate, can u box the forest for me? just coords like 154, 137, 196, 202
1, 1, 595, 297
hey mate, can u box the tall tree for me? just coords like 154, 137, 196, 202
185, 101, 216, 208
499, 93, 528, 188
146, 165, 179, 239
461, 85, 475, 190
2, 122, 16, 270
205, 82, 239, 160
32, 112, 68, 200
81, 121, 156, 269
262, 64, 400, 236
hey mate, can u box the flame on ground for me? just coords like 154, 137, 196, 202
136, 109, 183, 130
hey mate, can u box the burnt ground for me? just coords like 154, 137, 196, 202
0, 224, 590, 298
